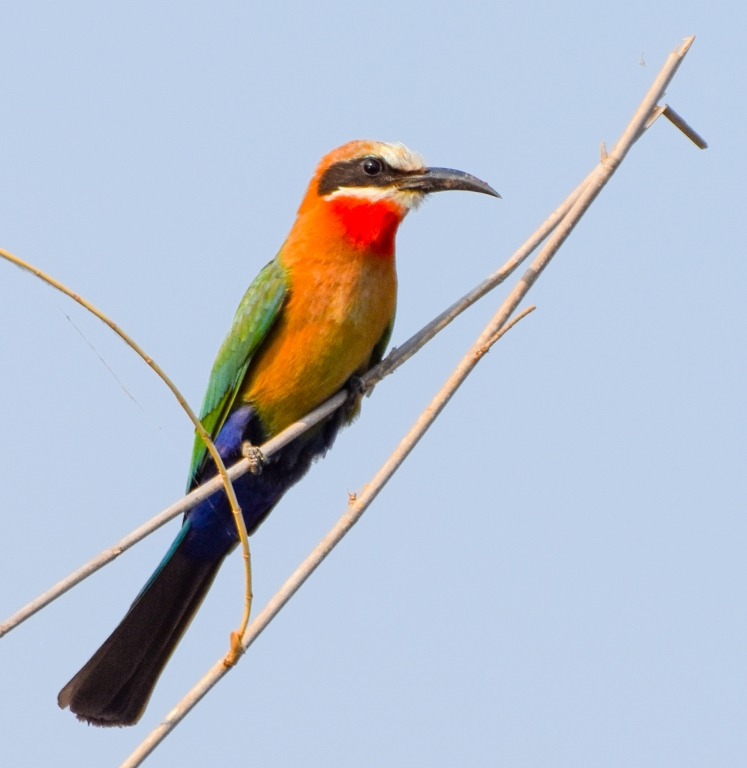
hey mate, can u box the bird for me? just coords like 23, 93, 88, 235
58, 140, 499, 726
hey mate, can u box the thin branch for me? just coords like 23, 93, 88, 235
0, 248, 254, 649
0, 163, 585, 639
0, 37, 706, 645
0, 34, 705, 641
120, 35, 699, 768
662, 104, 708, 149
122, 302, 536, 768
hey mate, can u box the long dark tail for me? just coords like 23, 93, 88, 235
58, 523, 228, 727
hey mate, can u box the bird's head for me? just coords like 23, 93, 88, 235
297, 140, 499, 256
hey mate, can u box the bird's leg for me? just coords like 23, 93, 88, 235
241, 441, 266, 475
348, 373, 378, 400
346, 374, 367, 397
340, 374, 370, 423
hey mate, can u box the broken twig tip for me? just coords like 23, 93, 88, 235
662, 105, 708, 149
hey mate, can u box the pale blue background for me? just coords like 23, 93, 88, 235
1, 2, 744, 766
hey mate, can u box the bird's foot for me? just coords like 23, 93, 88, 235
241, 441, 266, 475
346, 374, 368, 397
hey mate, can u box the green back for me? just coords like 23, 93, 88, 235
187, 257, 288, 490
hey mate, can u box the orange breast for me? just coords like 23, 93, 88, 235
241, 201, 398, 437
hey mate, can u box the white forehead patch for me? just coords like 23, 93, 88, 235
376, 142, 425, 172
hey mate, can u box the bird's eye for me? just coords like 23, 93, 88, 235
362, 157, 383, 176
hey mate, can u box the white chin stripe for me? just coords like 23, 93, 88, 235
326, 186, 424, 210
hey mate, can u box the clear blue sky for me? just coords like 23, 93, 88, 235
1, 2, 745, 766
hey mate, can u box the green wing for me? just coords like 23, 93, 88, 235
369, 316, 395, 370
187, 257, 288, 490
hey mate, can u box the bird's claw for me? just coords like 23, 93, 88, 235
346, 375, 367, 397
241, 442, 266, 475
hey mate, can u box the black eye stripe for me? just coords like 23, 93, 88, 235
318, 157, 410, 196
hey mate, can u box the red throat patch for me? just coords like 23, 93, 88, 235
329, 198, 405, 256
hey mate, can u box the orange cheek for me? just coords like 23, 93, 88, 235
329, 198, 404, 256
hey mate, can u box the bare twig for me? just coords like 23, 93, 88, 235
478, 305, 536, 353
0, 36, 707, 641
121, 301, 536, 768
0, 164, 587, 638
662, 104, 708, 148
120, 35, 700, 768
0, 249, 255, 652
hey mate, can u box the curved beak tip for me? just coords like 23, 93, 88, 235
398, 167, 501, 199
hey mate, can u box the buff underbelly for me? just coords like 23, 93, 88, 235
239, 258, 396, 438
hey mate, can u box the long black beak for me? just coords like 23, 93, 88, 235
396, 167, 500, 198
